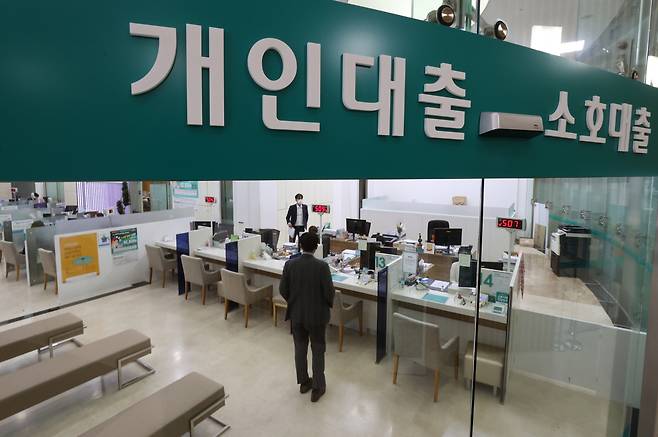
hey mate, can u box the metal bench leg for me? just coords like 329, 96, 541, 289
37, 327, 85, 360
117, 346, 155, 390
190, 395, 230, 437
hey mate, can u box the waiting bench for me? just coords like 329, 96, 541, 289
0, 329, 153, 421
80, 372, 229, 437
0, 312, 84, 363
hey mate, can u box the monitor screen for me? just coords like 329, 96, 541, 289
346, 218, 365, 235
434, 228, 462, 246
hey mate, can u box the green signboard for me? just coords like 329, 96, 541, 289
2, 0, 658, 181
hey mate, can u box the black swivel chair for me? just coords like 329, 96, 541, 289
427, 220, 450, 242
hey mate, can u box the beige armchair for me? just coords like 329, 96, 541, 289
272, 295, 288, 327
146, 244, 177, 288
38, 248, 58, 294
181, 255, 221, 305
221, 268, 273, 328
330, 290, 363, 352
392, 312, 459, 402
0, 240, 26, 281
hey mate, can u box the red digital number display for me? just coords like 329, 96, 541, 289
312, 204, 330, 214
205, 196, 216, 204
497, 217, 524, 230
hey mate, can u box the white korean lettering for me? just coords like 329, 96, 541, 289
342, 53, 406, 137
186, 24, 225, 127
418, 63, 471, 140
609, 103, 633, 152
545, 91, 576, 139
129, 23, 177, 95
632, 107, 651, 154
579, 95, 607, 144
248, 38, 320, 132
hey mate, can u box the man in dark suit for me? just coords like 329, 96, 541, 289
286, 193, 309, 243
279, 232, 335, 402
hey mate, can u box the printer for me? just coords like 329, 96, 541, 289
550, 225, 591, 280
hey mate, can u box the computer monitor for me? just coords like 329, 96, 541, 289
362, 221, 372, 237
346, 218, 369, 239
458, 261, 478, 288
64, 205, 78, 213
433, 228, 462, 251
191, 221, 213, 231
359, 242, 381, 271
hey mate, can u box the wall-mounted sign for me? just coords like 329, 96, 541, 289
60, 233, 100, 282
312, 204, 330, 214
205, 196, 216, 204
497, 217, 526, 231
3, 0, 658, 181
110, 227, 139, 265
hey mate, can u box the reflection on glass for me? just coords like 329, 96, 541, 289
474, 177, 654, 436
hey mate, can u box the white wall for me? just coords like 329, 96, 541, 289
367, 178, 530, 210
0, 183, 11, 200
233, 180, 360, 241
55, 217, 191, 299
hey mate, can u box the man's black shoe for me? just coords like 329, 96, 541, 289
300, 379, 313, 394
311, 388, 326, 402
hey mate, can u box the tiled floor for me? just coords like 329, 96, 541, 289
0, 283, 617, 437
514, 246, 613, 326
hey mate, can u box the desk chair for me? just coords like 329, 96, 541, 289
392, 312, 459, 402
0, 241, 26, 281
427, 220, 450, 242
450, 262, 459, 283
330, 290, 363, 352
38, 248, 58, 294
146, 244, 177, 288
221, 269, 273, 328
181, 255, 221, 305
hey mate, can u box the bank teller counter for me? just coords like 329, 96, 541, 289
387, 254, 522, 403
328, 236, 457, 280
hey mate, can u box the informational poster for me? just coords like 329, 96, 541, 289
110, 227, 139, 264
60, 233, 100, 282
171, 181, 199, 209
402, 251, 418, 276
97, 231, 110, 247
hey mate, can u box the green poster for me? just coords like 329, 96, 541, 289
110, 228, 139, 256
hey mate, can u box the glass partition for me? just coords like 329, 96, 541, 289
474, 177, 654, 436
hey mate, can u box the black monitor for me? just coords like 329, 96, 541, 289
346, 218, 369, 239
260, 228, 279, 250
191, 220, 213, 231
433, 228, 462, 249
360, 242, 381, 271
64, 205, 78, 213
458, 261, 478, 288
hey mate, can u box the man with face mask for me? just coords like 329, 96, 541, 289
286, 193, 309, 243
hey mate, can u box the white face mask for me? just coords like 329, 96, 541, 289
297, 199, 303, 205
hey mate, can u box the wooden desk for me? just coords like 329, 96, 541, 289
329, 238, 358, 253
